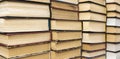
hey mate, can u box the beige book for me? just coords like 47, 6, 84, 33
56, 0, 78, 4
79, 0, 105, 5
107, 12, 120, 18
107, 34, 120, 42
0, 1, 50, 17
52, 1, 78, 11
107, 4, 120, 12
27, 0, 50, 3
51, 48, 81, 59
52, 31, 82, 40
51, 40, 81, 50
107, 27, 120, 33
82, 55, 105, 59
82, 44, 105, 51
79, 12, 106, 22
0, 18, 49, 32
83, 22, 106, 32
0, 32, 50, 45
82, 50, 105, 57
106, 0, 120, 4
83, 33, 105, 43
0, 43, 50, 58
52, 8, 78, 20
79, 3, 106, 14
51, 20, 82, 30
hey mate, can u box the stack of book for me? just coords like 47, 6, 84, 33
107, 0, 120, 59
51, 0, 82, 59
0, 0, 51, 59
79, 0, 106, 59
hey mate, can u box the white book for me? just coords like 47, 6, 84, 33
107, 52, 120, 59
107, 43, 120, 52
106, 0, 120, 4
107, 18, 120, 26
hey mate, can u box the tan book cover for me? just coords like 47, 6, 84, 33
82, 55, 105, 59
51, 20, 82, 30
107, 34, 120, 42
51, 40, 81, 50
56, 0, 78, 4
52, 31, 82, 41
52, 1, 78, 11
107, 27, 120, 33
0, 32, 50, 45
82, 44, 105, 51
0, 18, 49, 32
51, 48, 81, 59
79, 12, 106, 22
83, 22, 106, 32
79, 0, 105, 5
107, 4, 120, 12
0, 43, 50, 58
79, 3, 106, 14
106, 0, 120, 4
0, 1, 50, 17
107, 12, 120, 18
52, 8, 78, 20
28, 0, 50, 3
83, 33, 105, 43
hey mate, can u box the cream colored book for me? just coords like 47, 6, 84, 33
107, 4, 120, 12
0, 32, 50, 45
79, 3, 106, 14
56, 0, 78, 4
0, 18, 49, 32
107, 12, 120, 18
83, 44, 105, 51
107, 34, 120, 42
83, 33, 105, 43
79, 0, 105, 5
27, 0, 50, 3
107, 43, 120, 52
51, 40, 81, 50
83, 22, 106, 32
51, 20, 82, 30
79, 12, 106, 22
82, 50, 105, 57
0, 42, 50, 58
52, 31, 82, 41
0, 1, 50, 17
107, 18, 120, 26
106, 0, 120, 4
107, 52, 120, 59
107, 27, 120, 33
52, 1, 78, 11
82, 55, 105, 59
52, 8, 78, 20
51, 48, 81, 59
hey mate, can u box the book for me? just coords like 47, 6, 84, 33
82, 43, 105, 51
52, 31, 82, 41
55, 0, 78, 4
79, 3, 106, 14
51, 20, 82, 30
107, 12, 120, 18
51, 48, 81, 59
0, 32, 50, 45
0, 1, 50, 17
0, 42, 50, 59
27, 0, 50, 3
83, 33, 105, 43
82, 55, 105, 59
51, 40, 81, 50
52, 1, 78, 11
107, 4, 120, 12
107, 43, 120, 52
83, 22, 106, 32
0, 18, 49, 32
52, 8, 78, 20
107, 27, 120, 33
107, 18, 120, 26
79, 0, 105, 5
79, 12, 106, 22
107, 34, 120, 42
107, 52, 120, 59
106, 0, 120, 4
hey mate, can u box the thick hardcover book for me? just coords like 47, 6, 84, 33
79, 12, 106, 22
51, 20, 82, 30
0, 1, 50, 17
0, 18, 49, 32
51, 48, 81, 59
83, 33, 105, 43
0, 32, 50, 45
107, 52, 120, 59
107, 18, 120, 26
55, 0, 78, 4
107, 26, 120, 33
79, 0, 105, 5
0, 42, 50, 59
107, 43, 120, 52
107, 4, 120, 12
52, 31, 82, 41
83, 22, 106, 32
107, 34, 120, 42
107, 12, 120, 18
51, 40, 81, 50
79, 3, 106, 14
